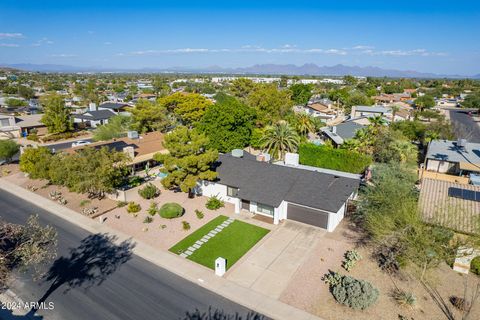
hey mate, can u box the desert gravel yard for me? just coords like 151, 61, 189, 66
170, 215, 270, 270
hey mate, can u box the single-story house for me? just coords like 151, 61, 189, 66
98, 102, 132, 114
350, 105, 391, 118
73, 109, 117, 128
321, 121, 365, 147
199, 151, 359, 231
65, 131, 167, 171
0, 113, 46, 138
425, 140, 480, 180
420, 178, 480, 234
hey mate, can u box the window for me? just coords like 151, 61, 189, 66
227, 186, 239, 197
257, 203, 274, 216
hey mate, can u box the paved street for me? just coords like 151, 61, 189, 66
0, 190, 261, 320
448, 108, 480, 143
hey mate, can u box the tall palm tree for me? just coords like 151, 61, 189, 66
261, 121, 300, 160
295, 113, 316, 137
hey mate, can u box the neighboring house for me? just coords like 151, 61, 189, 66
419, 178, 480, 234
0, 114, 46, 138
73, 106, 117, 128
199, 151, 359, 231
350, 105, 390, 118
98, 102, 132, 114
424, 139, 480, 184
65, 131, 167, 171
321, 121, 365, 147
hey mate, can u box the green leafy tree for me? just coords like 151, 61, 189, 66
247, 84, 293, 125
289, 83, 313, 105
129, 99, 168, 133
40, 94, 72, 133
261, 121, 300, 160
0, 139, 19, 163
153, 127, 218, 194
199, 96, 256, 152
414, 95, 435, 111
17, 85, 35, 99
229, 78, 256, 100
5, 98, 28, 107
159, 92, 213, 125
462, 92, 480, 111
93, 115, 132, 141
19, 147, 53, 179
0, 215, 57, 289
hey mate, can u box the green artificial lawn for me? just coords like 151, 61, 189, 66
169, 215, 270, 270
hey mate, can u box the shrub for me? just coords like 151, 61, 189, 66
182, 221, 191, 230
392, 289, 416, 308
470, 256, 480, 275
117, 201, 128, 208
323, 272, 379, 310
147, 202, 158, 216
138, 183, 159, 199
298, 143, 372, 174
206, 195, 224, 210
342, 249, 362, 272
0, 139, 19, 163
195, 209, 204, 219
127, 202, 141, 214
159, 203, 184, 219
143, 216, 153, 224
80, 199, 91, 207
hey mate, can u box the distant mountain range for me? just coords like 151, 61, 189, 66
2, 63, 479, 79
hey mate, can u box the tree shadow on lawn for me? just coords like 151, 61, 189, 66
26, 233, 135, 315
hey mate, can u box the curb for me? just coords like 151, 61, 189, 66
0, 179, 323, 320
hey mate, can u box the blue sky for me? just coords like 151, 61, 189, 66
0, 0, 479, 75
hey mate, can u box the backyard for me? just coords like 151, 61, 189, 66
170, 215, 270, 270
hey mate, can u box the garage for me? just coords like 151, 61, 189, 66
287, 203, 329, 229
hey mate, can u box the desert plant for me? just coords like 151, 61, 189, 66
393, 289, 417, 308
148, 202, 158, 216
159, 203, 184, 219
205, 195, 224, 210
80, 199, 91, 207
160, 224, 167, 229
342, 249, 362, 272
127, 202, 141, 214
143, 216, 153, 224
323, 271, 379, 310
138, 183, 160, 199
471, 256, 480, 275
117, 201, 128, 207
182, 221, 191, 231
195, 209, 204, 219
58, 197, 67, 205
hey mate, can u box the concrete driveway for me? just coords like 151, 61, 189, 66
226, 221, 325, 299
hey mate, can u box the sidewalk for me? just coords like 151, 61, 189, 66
0, 179, 323, 320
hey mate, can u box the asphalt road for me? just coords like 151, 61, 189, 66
448, 108, 480, 143
0, 190, 261, 320
44, 138, 93, 152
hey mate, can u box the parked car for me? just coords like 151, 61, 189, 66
71, 140, 91, 148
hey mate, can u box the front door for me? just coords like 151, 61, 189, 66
241, 199, 250, 211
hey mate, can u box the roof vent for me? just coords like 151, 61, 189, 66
457, 139, 467, 148
127, 131, 139, 139
231, 149, 244, 158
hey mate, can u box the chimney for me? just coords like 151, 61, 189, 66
332, 126, 337, 134
89, 102, 97, 111
123, 146, 135, 159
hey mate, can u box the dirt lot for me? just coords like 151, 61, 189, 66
280, 220, 480, 320
2, 172, 117, 216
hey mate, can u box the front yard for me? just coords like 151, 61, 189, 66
170, 215, 270, 270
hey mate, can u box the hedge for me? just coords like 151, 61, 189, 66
159, 203, 184, 219
299, 143, 371, 174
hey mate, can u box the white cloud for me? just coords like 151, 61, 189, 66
32, 37, 54, 47
352, 45, 374, 50
104, 41, 112, 45
49, 53, 77, 58
0, 43, 19, 47
0, 32, 23, 39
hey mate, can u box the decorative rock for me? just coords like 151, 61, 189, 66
185, 250, 193, 255
195, 240, 203, 245
193, 244, 201, 249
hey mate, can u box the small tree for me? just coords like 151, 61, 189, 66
261, 121, 300, 160
138, 183, 159, 199
40, 94, 73, 134
0, 139, 19, 163
19, 147, 53, 179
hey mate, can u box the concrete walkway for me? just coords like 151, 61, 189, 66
227, 221, 325, 299
0, 179, 323, 320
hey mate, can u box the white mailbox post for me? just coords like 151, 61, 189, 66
215, 257, 226, 276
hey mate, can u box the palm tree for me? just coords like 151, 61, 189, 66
295, 113, 316, 137
390, 105, 400, 123
261, 121, 300, 160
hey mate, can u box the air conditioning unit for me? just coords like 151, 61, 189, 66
127, 131, 139, 139
231, 149, 244, 158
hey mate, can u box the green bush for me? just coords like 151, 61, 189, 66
182, 221, 191, 230
159, 203, 184, 219
138, 183, 159, 199
299, 143, 371, 174
323, 272, 379, 310
147, 202, 158, 216
206, 195, 225, 210
117, 201, 128, 208
392, 289, 416, 308
471, 256, 480, 275
127, 202, 141, 214
342, 250, 362, 272
79, 199, 91, 207
143, 216, 153, 224
195, 209, 204, 219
